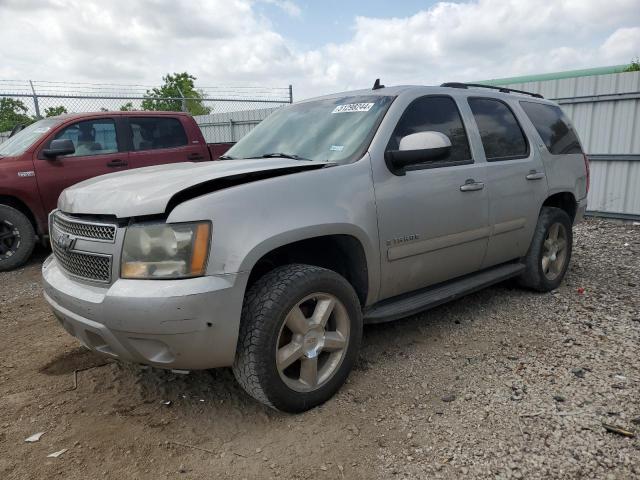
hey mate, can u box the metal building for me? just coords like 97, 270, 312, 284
481, 65, 640, 221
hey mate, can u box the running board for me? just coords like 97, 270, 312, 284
364, 262, 525, 324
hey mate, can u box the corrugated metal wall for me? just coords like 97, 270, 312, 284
501, 71, 640, 220
194, 106, 279, 143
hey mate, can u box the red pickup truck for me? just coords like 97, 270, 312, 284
0, 111, 232, 270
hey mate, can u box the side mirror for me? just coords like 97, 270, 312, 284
385, 131, 452, 173
43, 139, 75, 159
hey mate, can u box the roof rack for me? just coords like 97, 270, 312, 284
440, 82, 544, 99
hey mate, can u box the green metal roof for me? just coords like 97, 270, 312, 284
476, 65, 629, 86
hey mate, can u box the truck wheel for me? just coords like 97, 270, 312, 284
233, 264, 362, 413
518, 207, 572, 292
0, 205, 36, 272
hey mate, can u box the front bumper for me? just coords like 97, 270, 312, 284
42, 255, 248, 370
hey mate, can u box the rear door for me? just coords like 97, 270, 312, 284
466, 97, 549, 268
126, 116, 206, 169
34, 117, 128, 215
372, 95, 490, 300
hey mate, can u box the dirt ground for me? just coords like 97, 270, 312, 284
1, 219, 639, 479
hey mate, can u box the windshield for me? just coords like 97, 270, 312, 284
225, 95, 394, 163
0, 118, 59, 157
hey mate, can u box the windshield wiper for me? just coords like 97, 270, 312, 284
218, 154, 235, 160
251, 152, 311, 161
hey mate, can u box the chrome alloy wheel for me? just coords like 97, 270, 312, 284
276, 293, 350, 392
542, 222, 568, 281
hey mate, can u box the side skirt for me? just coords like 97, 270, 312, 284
363, 262, 525, 324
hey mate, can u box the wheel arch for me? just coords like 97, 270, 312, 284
243, 231, 372, 307
0, 195, 40, 234
541, 191, 577, 222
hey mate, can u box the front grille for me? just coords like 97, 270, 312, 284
52, 241, 112, 283
53, 212, 116, 242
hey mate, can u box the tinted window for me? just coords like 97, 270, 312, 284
520, 101, 582, 154
54, 119, 118, 157
468, 98, 528, 161
130, 117, 188, 151
388, 96, 471, 164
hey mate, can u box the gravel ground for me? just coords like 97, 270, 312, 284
0, 218, 638, 479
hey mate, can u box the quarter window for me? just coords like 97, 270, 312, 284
53, 119, 118, 157
129, 117, 188, 151
387, 96, 471, 165
520, 101, 582, 154
468, 98, 528, 161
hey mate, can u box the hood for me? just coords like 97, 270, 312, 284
58, 159, 329, 218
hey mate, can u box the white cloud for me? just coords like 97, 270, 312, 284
259, 0, 302, 17
0, 0, 638, 100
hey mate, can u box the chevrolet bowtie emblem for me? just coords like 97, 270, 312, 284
52, 230, 76, 252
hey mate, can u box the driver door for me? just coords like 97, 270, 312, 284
372, 95, 489, 299
34, 117, 128, 215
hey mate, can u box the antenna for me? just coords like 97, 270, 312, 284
372, 78, 385, 90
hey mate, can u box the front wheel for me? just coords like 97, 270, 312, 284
233, 264, 362, 412
0, 205, 36, 272
518, 206, 573, 292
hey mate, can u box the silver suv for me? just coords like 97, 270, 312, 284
43, 82, 589, 412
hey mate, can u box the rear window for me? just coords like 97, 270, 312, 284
519, 101, 582, 154
468, 98, 528, 161
129, 117, 188, 151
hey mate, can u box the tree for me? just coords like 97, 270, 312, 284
0, 98, 34, 132
44, 105, 67, 117
142, 72, 211, 115
120, 102, 134, 111
623, 57, 640, 72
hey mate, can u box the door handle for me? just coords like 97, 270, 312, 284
106, 159, 128, 168
526, 171, 545, 180
187, 152, 205, 161
460, 179, 485, 192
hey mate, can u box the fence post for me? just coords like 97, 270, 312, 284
29, 80, 42, 118
289, 84, 293, 103
229, 119, 235, 142
176, 86, 187, 112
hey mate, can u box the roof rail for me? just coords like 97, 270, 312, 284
440, 82, 544, 99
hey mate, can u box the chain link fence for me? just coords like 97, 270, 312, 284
0, 80, 292, 143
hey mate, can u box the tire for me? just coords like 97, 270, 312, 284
0, 205, 36, 272
233, 264, 362, 413
518, 206, 573, 292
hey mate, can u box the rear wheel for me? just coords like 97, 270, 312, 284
518, 207, 572, 292
233, 264, 362, 412
0, 205, 36, 271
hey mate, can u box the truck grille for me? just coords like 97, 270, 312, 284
52, 212, 116, 242
52, 242, 112, 283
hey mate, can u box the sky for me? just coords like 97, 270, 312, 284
0, 0, 639, 100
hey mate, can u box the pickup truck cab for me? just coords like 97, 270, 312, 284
42, 83, 589, 412
0, 111, 231, 270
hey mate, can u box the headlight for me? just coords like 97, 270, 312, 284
121, 221, 211, 279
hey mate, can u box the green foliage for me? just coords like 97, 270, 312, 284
0, 98, 35, 132
120, 102, 134, 111
623, 57, 640, 72
142, 72, 211, 115
44, 105, 67, 117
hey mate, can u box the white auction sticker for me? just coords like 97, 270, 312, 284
332, 103, 374, 113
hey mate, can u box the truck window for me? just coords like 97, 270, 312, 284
0, 118, 59, 157
53, 119, 118, 157
519, 101, 583, 154
468, 98, 528, 161
387, 96, 471, 165
129, 117, 188, 151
